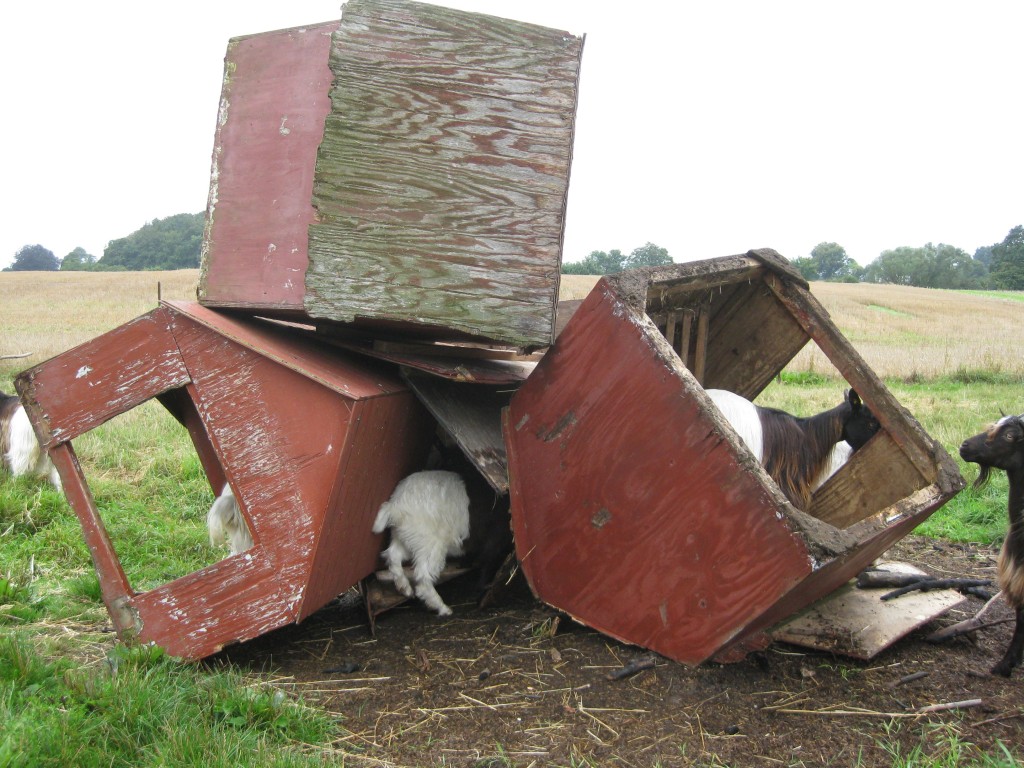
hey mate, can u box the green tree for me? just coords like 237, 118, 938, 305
863, 243, 986, 288
98, 212, 204, 270
801, 242, 862, 282
864, 246, 919, 285
989, 225, 1024, 290
562, 242, 672, 275
562, 248, 627, 275
5, 244, 59, 271
60, 247, 98, 271
790, 256, 819, 281
624, 242, 672, 269
973, 244, 994, 270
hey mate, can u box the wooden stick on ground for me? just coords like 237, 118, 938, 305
880, 578, 993, 601
926, 591, 1008, 643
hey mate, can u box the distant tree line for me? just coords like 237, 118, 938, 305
561, 242, 673, 275
789, 225, 1024, 290
7, 214, 1022, 291
561, 226, 1024, 291
3, 213, 204, 272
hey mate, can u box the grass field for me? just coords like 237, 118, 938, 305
1, 270, 1022, 766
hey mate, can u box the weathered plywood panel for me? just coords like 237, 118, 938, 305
305, 0, 583, 348
810, 433, 922, 528
505, 279, 818, 665
15, 301, 437, 659
403, 371, 512, 492
15, 307, 189, 446
507, 254, 966, 664
772, 570, 965, 659
198, 21, 338, 312
702, 279, 809, 397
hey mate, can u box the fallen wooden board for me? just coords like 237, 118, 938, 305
402, 370, 513, 493
772, 563, 966, 659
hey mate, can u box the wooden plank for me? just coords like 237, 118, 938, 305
198, 21, 338, 312
15, 307, 190, 446
772, 570, 965, 659
692, 302, 709, 384
157, 385, 225, 495
607, 254, 766, 314
664, 311, 678, 356
810, 433, 924, 528
164, 300, 411, 400
306, 0, 583, 348
403, 371, 512, 493
48, 442, 136, 634
679, 311, 693, 368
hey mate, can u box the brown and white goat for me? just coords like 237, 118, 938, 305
1, 391, 61, 491
707, 388, 880, 510
960, 414, 1024, 677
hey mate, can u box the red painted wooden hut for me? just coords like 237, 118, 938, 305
197, 0, 584, 350
14, 301, 434, 659
503, 250, 965, 665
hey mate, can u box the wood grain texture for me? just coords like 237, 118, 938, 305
505, 279, 816, 665
306, 0, 582, 347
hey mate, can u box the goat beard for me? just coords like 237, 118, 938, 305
973, 464, 992, 490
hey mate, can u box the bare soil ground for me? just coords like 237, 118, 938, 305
217, 536, 1023, 767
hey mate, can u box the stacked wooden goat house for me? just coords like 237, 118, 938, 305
14, 0, 964, 663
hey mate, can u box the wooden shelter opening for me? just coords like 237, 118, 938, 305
60, 394, 255, 593
15, 301, 435, 659
504, 249, 964, 665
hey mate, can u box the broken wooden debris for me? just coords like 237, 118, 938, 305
15, 300, 435, 659
771, 577, 966, 660
880, 578, 993, 601
199, 0, 584, 349
506, 253, 964, 665
926, 591, 1011, 644
607, 655, 658, 681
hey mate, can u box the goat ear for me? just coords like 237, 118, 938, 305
847, 388, 861, 409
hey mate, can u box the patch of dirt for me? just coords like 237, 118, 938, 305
217, 537, 1022, 767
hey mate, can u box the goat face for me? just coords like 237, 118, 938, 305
841, 389, 880, 450
960, 415, 1024, 488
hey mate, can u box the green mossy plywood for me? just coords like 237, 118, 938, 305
305, 0, 583, 348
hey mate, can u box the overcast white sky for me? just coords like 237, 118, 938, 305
2, 1, 1021, 270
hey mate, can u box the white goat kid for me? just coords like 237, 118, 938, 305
1, 393, 62, 491
373, 470, 470, 616
207, 483, 253, 555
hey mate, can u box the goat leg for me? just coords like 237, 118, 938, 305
991, 606, 1024, 678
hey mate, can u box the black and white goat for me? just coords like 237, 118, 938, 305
1, 391, 61, 491
706, 388, 880, 510
960, 414, 1024, 677
372, 460, 513, 617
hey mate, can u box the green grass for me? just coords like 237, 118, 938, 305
872, 721, 1019, 767
0, 632, 341, 767
960, 290, 1024, 303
